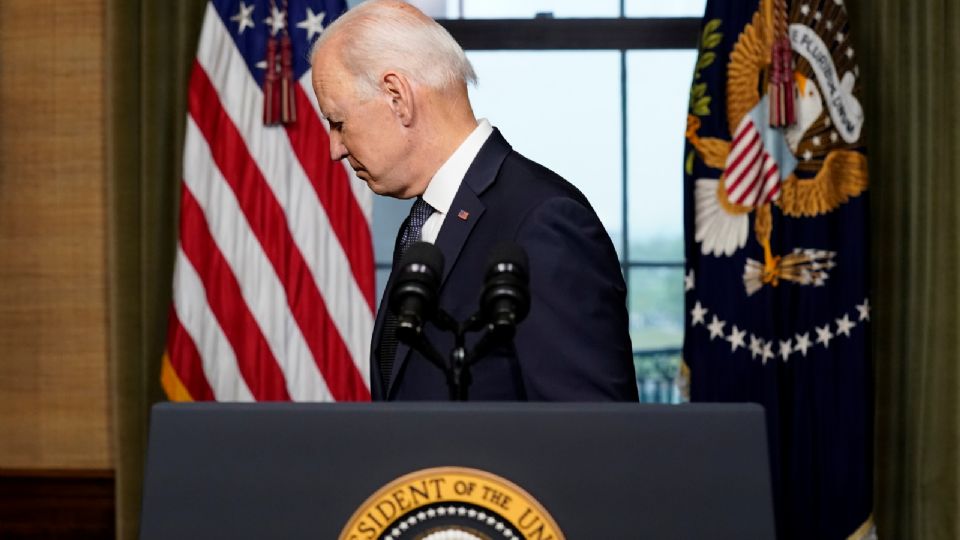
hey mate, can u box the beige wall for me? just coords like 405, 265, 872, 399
0, 0, 111, 469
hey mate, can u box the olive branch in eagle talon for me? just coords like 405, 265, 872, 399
686, 19, 722, 175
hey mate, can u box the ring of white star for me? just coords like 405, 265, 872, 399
688, 297, 870, 363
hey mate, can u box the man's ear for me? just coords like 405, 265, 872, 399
382, 71, 414, 126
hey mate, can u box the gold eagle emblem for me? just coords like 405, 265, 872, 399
686, 0, 868, 295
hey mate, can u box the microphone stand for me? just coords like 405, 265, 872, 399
402, 310, 506, 401
391, 241, 528, 401
433, 310, 486, 401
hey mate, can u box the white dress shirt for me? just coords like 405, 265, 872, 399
419, 119, 494, 243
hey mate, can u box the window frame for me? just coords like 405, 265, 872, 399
438, 16, 700, 361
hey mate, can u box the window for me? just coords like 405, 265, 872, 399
393, 0, 706, 19
363, 0, 702, 402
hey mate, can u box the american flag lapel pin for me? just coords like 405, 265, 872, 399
457, 209, 470, 221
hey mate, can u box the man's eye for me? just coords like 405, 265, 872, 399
330, 121, 343, 131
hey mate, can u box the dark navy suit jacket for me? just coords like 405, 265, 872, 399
371, 130, 639, 401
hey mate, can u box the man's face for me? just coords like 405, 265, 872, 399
311, 49, 412, 197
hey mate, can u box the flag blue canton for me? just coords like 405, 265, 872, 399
211, 0, 346, 86
683, 1, 873, 538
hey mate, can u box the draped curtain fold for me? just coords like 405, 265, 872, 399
103, 0, 960, 538
105, 2, 205, 537
851, 0, 960, 537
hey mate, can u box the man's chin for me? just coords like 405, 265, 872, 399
366, 180, 391, 196
368, 182, 410, 199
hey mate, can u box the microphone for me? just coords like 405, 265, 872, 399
389, 242, 444, 343
481, 242, 530, 339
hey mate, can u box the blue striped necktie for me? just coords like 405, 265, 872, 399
379, 197, 435, 394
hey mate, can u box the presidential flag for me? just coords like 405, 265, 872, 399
683, 0, 873, 538
161, 0, 375, 402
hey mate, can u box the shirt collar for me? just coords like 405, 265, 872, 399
421, 118, 494, 216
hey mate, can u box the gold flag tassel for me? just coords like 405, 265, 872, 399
263, 31, 279, 125
767, 0, 795, 127
279, 29, 297, 124
263, 0, 296, 125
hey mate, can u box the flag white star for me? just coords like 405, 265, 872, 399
803, 149, 814, 161
749, 335, 763, 359
727, 325, 746, 352
684, 269, 695, 292
800, 4, 810, 16
230, 1, 255, 34
794, 332, 812, 356
690, 301, 708, 326
296, 7, 326, 41
816, 324, 834, 347
836, 32, 846, 43
264, 5, 287, 36
836, 314, 856, 337
779, 339, 793, 362
761, 341, 775, 365
856, 298, 871, 321
846, 47, 855, 59
707, 315, 726, 340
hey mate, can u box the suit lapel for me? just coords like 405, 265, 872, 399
370, 214, 410, 400
385, 129, 512, 399
369, 280, 390, 400
433, 129, 511, 285
434, 188, 485, 285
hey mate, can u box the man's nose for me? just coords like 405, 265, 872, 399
329, 132, 348, 161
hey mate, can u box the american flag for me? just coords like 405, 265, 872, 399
161, 0, 374, 402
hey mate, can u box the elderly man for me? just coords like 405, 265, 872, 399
311, 0, 638, 401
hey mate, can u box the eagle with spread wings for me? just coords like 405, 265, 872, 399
686, 0, 868, 295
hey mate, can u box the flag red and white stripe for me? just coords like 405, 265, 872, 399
723, 115, 782, 207
162, 2, 373, 402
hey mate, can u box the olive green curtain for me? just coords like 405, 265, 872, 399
850, 0, 960, 538
105, 1, 205, 538
103, 1, 960, 538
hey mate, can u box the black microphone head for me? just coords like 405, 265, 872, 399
389, 242, 445, 341
484, 242, 529, 282
400, 241, 445, 277
481, 242, 531, 337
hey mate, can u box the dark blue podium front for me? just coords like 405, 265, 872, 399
140, 402, 774, 539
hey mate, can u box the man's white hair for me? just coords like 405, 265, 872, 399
312, 0, 477, 99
